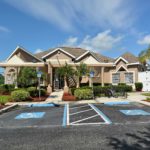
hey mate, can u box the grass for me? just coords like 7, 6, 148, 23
142, 93, 150, 96
0, 95, 11, 105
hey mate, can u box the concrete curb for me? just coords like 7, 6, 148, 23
0, 104, 18, 115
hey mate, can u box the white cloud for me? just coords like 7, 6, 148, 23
63, 30, 123, 51
34, 49, 43, 53
63, 37, 78, 47
137, 35, 150, 45
0, 26, 10, 33
5, 0, 135, 31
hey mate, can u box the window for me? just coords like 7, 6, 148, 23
112, 73, 120, 84
125, 73, 133, 83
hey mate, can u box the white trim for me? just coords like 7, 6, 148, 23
6, 46, 42, 62
42, 48, 76, 59
116, 65, 128, 73
127, 62, 140, 66
75, 51, 90, 61
114, 57, 128, 64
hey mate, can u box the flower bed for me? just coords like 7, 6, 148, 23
62, 93, 76, 101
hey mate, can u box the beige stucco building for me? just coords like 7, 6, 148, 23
0, 46, 142, 92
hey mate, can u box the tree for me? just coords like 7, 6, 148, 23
75, 63, 89, 88
57, 63, 75, 91
0, 74, 4, 84
18, 67, 38, 88
139, 46, 150, 64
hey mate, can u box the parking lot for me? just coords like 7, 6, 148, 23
0, 102, 150, 150
0, 102, 150, 128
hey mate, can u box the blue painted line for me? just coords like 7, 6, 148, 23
120, 109, 150, 116
104, 101, 130, 106
28, 103, 55, 107
62, 104, 67, 127
15, 112, 45, 119
90, 104, 112, 124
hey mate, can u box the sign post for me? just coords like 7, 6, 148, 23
90, 71, 95, 99
37, 71, 42, 100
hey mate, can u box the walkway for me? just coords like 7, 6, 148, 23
45, 90, 64, 103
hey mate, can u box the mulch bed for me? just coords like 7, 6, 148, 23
144, 100, 150, 103
0, 105, 9, 110
29, 95, 49, 102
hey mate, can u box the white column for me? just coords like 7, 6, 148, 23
101, 67, 104, 87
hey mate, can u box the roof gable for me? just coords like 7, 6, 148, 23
42, 48, 76, 59
7, 46, 42, 62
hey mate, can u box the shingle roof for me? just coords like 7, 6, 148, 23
34, 47, 114, 63
120, 52, 139, 63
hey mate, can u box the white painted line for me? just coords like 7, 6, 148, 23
70, 114, 99, 124
69, 109, 93, 116
69, 105, 89, 110
70, 122, 107, 126
89, 104, 112, 124
67, 104, 69, 126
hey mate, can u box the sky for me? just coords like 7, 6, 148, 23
1, 0, 150, 66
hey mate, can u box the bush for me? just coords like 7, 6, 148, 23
40, 89, 46, 96
93, 85, 132, 97
118, 83, 126, 86
11, 90, 30, 102
0, 84, 15, 94
135, 82, 143, 91
0, 95, 11, 105
27, 87, 38, 97
27, 87, 46, 97
74, 88, 93, 100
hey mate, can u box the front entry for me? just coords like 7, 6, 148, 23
53, 68, 64, 90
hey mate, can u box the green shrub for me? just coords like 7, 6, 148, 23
74, 88, 93, 100
135, 82, 143, 91
0, 84, 15, 94
118, 83, 126, 86
11, 90, 30, 102
40, 89, 46, 96
27, 87, 38, 97
0, 95, 11, 105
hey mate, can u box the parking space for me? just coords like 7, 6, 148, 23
0, 102, 150, 128
68, 104, 111, 125
94, 102, 150, 125
0, 105, 64, 128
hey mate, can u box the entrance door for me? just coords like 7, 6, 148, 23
53, 68, 64, 90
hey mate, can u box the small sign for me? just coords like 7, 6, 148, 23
37, 71, 42, 78
90, 71, 94, 78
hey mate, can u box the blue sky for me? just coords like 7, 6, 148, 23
1, 0, 150, 64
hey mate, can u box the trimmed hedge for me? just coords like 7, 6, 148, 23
72, 85, 132, 98
74, 88, 93, 100
0, 84, 15, 94
135, 82, 143, 91
11, 90, 30, 102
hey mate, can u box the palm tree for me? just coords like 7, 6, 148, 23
57, 63, 75, 92
139, 46, 150, 64
75, 63, 89, 88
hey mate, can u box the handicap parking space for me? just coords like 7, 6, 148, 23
94, 102, 150, 124
0, 102, 150, 128
68, 104, 111, 125
0, 105, 65, 128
